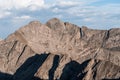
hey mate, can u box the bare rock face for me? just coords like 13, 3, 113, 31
0, 18, 120, 80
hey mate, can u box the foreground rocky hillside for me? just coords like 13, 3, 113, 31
0, 18, 120, 80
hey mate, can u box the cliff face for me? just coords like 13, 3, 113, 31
0, 18, 120, 80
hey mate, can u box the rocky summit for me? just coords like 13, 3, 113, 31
0, 18, 120, 80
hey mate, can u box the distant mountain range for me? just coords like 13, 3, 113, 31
0, 18, 120, 80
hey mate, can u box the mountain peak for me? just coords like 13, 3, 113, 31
0, 18, 120, 80
29, 20, 42, 25
47, 18, 62, 23
46, 18, 65, 30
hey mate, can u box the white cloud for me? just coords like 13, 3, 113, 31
55, 0, 101, 7
57, 0, 80, 7
11, 15, 32, 26
0, 0, 12, 10
0, 0, 46, 19
83, 18, 93, 22
0, 0, 45, 10
52, 7, 61, 13
0, 11, 11, 19
14, 15, 31, 20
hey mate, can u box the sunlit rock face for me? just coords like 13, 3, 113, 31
0, 18, 120, 80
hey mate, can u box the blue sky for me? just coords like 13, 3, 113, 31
0, 0, 120, 39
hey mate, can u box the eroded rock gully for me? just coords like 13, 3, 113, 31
0, 18, 120, 80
